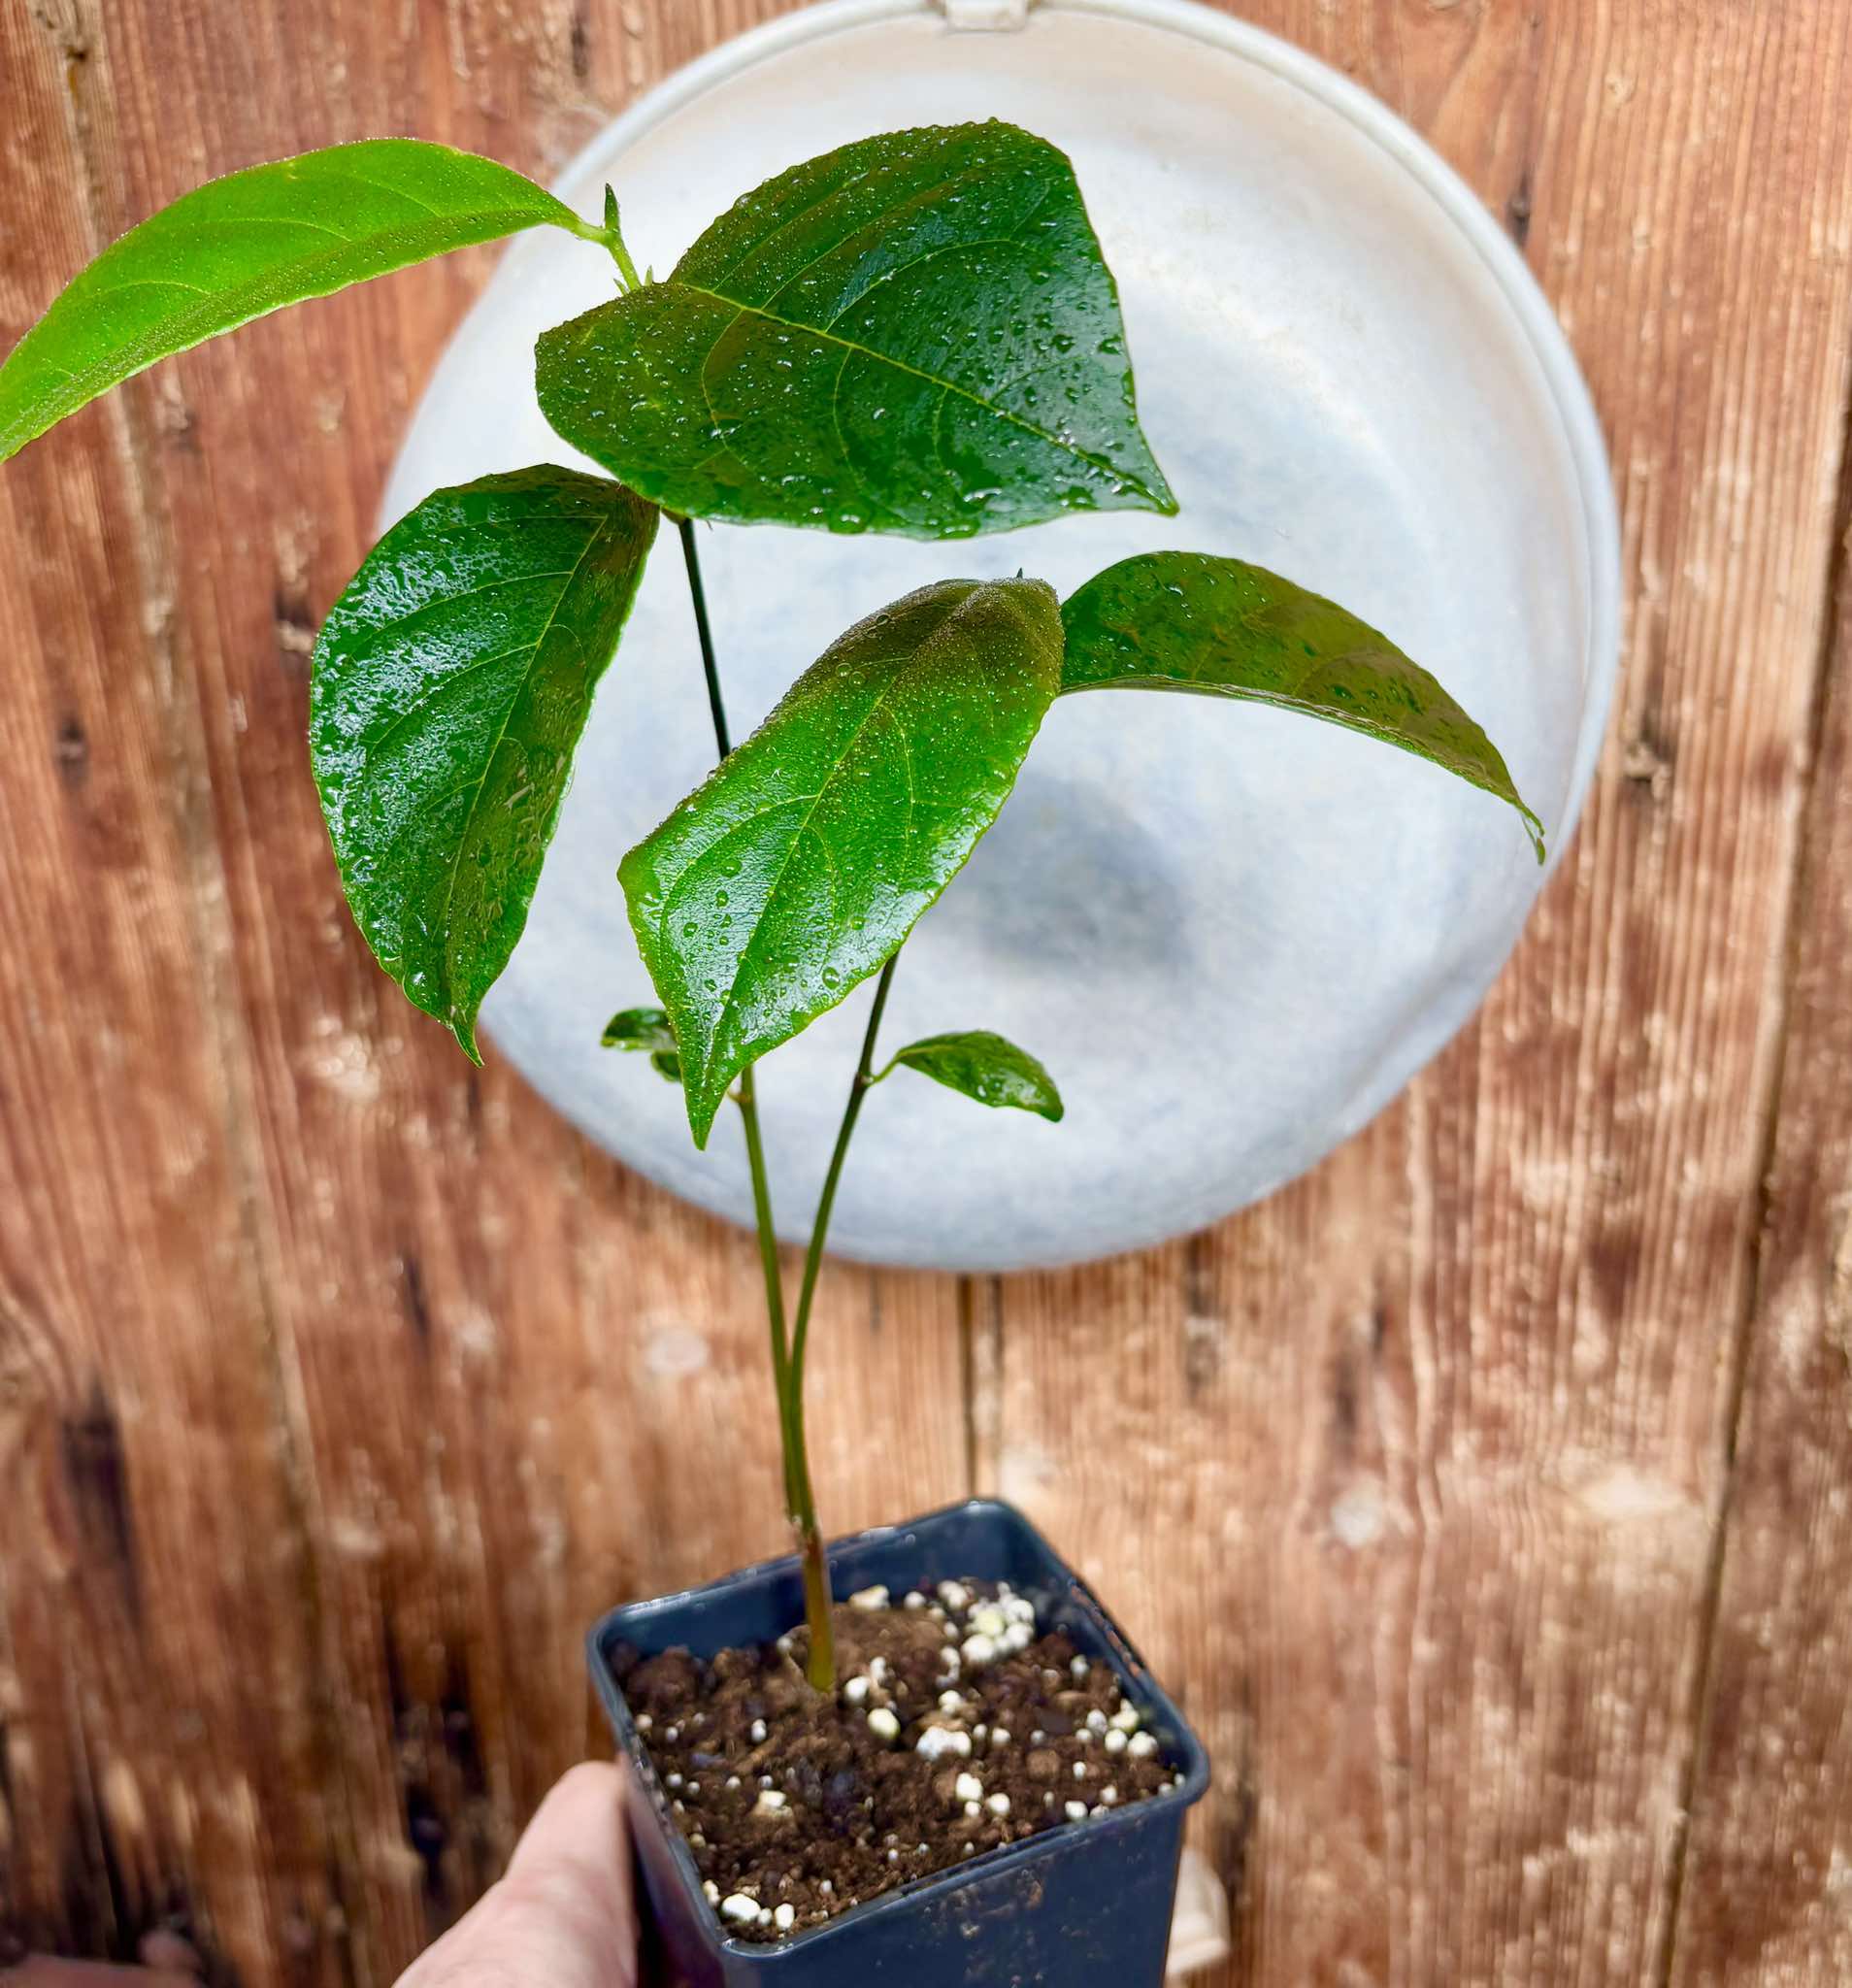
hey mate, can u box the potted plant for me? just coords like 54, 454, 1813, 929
1, 119, 1538, 1985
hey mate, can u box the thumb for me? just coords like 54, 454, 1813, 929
397, 1762, 638, 1988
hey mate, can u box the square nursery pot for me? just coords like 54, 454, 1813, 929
588, 1498, 1210, 1987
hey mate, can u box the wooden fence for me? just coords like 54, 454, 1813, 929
1, 2, 1849, 1982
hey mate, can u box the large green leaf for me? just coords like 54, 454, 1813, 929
311, 468, 658, 1061
621, 577, 1064, 1143
1062, 552, 1544, 860
881, 1030, 1064, 1121
536, 122, 1173, 540
1, 141, 586, 465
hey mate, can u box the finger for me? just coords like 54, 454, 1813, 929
507, 1759, 633, 1899
135, 1937, 200, 1976
397, 1762, 637, 1988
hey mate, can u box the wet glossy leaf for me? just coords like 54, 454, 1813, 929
622, 577, 1064, 1143
881, 1030, 1064, 1121
1, 141, 582, 464
312, 468, 658, 1061
535, 122, 1173, 539
603, 1006, 683, 1083
602, 1006, 676, 1051
1062, 552, 1544, 860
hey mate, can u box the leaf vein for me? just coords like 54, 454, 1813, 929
681, 279, 1139, 493
429, 519, 615, 1008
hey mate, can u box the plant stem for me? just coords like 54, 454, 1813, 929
777, 952, 899, 1694
677, 523, 783, 1481
734, 1065, 796, 1510
606, 232, 645, 292
677, 517, 731, 757
676, 516, 837, 1691
569, 186, 645, 291
789, 955, 898, 1389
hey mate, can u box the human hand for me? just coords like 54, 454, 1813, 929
396, 1761, 639, 1988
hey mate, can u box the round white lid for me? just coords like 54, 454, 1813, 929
382, 0, 1619, 1271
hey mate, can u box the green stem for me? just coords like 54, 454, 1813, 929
680, 527, 785, 1485
777, 952, 899, 1695
677, 517, 731, 757
788, 954, 899, 1388
676, 517, 835, 1689
566, 185, 645, 291
733, 1068, 795, 1509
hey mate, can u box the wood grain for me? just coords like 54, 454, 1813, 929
1, 2, 1850, 1985
980, 3, 1852, 1986
0, 2, 961, 1981
1666, 439, 1852, 1982
0, 12, 347, 1979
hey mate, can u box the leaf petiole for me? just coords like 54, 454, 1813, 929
779, 950, 901, 1695
565, 184, 646, 292
788, 953, 899, 1395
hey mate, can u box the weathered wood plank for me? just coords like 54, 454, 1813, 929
0, 7, 347, 1980
979, 3, 1852, 1985
1667, 453, 1852, 1981
6, 1, 1852, 1984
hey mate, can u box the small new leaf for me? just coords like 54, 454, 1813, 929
602, 1007, 683, 1084
602, 1006, 677, 1052
881, 1031, 1064, 1121
312, 468, 658, 1061
1061, 552, 1544, 860
536, 122, 1173, 539
0, 141, 584, 466
621, 577, 1065, 1144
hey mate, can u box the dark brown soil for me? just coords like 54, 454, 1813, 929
614, 1578, 1177, 1942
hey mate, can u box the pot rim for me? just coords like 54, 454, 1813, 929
587, 1496, 1211, 1961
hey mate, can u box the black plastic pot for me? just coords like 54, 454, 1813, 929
588, 1498, 1210, 1987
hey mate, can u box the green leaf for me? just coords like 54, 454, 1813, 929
602, 1006, 683, 1084
1061, 552, 1545, 861
602, 1006, 677, 1052
880, 1030, 1064, 1121
0, 141, 585, 465
535, 121, 1173, 540
621, 577, 1064, 1143
311, 467, 658, 1062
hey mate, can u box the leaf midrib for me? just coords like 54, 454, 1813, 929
666, 586, 1009, 1104
3, 161, 560, 447
1062, 671, 1541, 837
678, 675, 912, 1084
427, 510, 614, 1017
678, 279, 1155, 499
